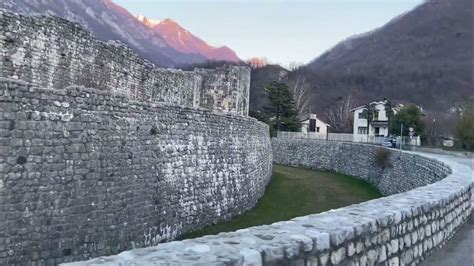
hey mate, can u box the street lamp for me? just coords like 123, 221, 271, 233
400, 123, 404, 150
326, 124, 331, 141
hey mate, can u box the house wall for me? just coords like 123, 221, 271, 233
0, 78, 273, 265
353, 103, 390, 141
301, 116, 328, 135
301, 124, 328, 135
68, 139, 472, 266
0, 10, 250, 115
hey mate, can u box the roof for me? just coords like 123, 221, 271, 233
300, 115, 329, 126
350, 100, 388, 112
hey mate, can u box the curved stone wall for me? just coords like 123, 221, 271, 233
69, 139, 472, 265
0, 78, 272, 265
272, 139, 451, 196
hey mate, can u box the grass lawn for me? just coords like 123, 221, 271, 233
179, 164, 382, 239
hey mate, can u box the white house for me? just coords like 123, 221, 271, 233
300, 114, 329, 135
351, 100, 392, 142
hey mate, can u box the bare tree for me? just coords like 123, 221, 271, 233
423, 112, 460, 146
325, 95, 356, 133
288, 75, 310, 115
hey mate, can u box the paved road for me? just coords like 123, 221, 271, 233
419, 153, 473, 266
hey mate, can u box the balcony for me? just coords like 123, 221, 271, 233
371, 120, 389, 127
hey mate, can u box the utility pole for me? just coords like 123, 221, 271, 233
326, 125, 330, 141
400, 123, 404, 150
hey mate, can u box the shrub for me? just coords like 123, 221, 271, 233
374, 148, 392, 169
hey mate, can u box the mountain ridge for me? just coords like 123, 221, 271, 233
135, 14, 241, 63
0, 0, 240, 67
304, 0, 473, 114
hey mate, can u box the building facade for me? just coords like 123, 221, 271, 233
351, 101, 391, 142
301, 114, 329, 135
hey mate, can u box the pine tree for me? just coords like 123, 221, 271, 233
264, 82, 301, 133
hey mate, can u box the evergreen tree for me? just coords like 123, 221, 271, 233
384, 99, 394, 132
264, 82, 301, 134
390, 105, 424, 136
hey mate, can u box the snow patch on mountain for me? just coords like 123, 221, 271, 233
134, 14, 162, 27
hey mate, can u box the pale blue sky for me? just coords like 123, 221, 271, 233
114, 0, 423, 66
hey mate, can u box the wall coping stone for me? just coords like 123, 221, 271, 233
0, 77, 259, 124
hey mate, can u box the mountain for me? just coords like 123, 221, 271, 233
134, 14, 161, 28
305, 0, 473, 114
0, 0, 208, 67
135, 15, 241, 63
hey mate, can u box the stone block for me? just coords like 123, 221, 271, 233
239, 248, 262, 266
388, 256, 399, 266
330, 247, 346, 265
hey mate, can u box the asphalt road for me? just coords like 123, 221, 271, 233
419, 153, 473, 266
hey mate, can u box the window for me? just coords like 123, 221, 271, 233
309, 119, 316, 132
316, 127, 320, 133
374, 111, 379, 121
375, 127, 380, 135
358, 112, 367, 119
358, 127, 368, 134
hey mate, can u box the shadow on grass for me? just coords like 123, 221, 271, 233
179, 164, 382, 240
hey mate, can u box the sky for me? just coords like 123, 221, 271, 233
114, 0, 424, 67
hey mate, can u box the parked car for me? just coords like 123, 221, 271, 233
382, 137, 397, 148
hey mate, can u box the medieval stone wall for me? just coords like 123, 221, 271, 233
195, 66, 250, 116
0, 78, 272, 265
69, 139, 472, 265
0, 9, 250, 115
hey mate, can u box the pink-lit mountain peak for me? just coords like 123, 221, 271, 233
135, 14, 241, 62
152, 18, 206, 49
153, 18, 183, 34
134, 14, 161, 28
158, 18, 179, 26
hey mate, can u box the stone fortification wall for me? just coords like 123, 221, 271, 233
0, 78, 272, 265
69, 139, 472, 265
195, 66, 250, 116
0, 10, 250, 115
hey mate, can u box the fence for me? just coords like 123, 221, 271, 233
276, 131, 421, 147
277, 131, 348, 141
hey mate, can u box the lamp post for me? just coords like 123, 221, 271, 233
400, 123, 404, 150
326, 124, 331, 141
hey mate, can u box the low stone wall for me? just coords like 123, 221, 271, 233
272, 139, 450, 196
0, 10, 250, 115
0, 78, 272, 265
68, 139, 472, 265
